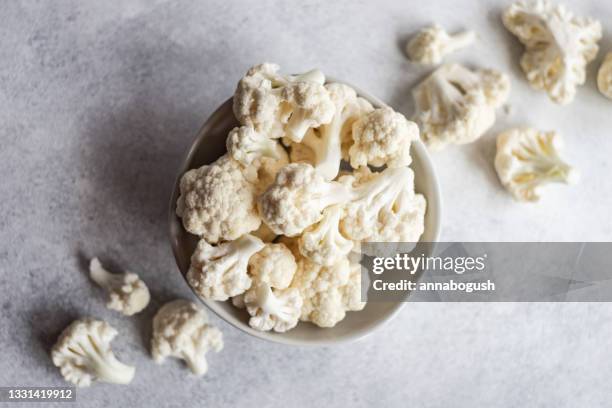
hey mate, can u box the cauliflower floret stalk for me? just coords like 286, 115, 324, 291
502, 0, 602, 105
176, 154, 261, 243
339, 166, 424, 242
298, 205, 353, 266
406, 24, 476, 65
244, 282, 303, 332
412, 63, 510, 150
51, 319, 135, 387
349, 108, 419, 169
187, 233, 265, 301
597, 52, 612, 100
258, 163, 352, 237
495, 127, 578, 202
89, 258, 150, 316
151, 300, 223, 376
226, 126, 289, 192
233, 63, 333, 140
296, 83, 373, 180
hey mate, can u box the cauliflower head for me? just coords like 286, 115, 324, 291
406, 24, 476, 65
89, 257, 150, 316
597, 52, 612, 100
151, 300, 223, 376
51, 319, 135, 387
176, 154, 261, 243
495, 127, 578, 202
282, 81, 335, 143
412, 63, 510, 150
258, 163, 351, 236
349, 107, 419, 169
248, 243, 297, 289
187, 234, 265, 301
502, 0, 602, 104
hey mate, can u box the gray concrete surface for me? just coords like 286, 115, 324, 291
1, 0, 612, 407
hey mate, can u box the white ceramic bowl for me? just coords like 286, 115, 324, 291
169, 79, 442, 346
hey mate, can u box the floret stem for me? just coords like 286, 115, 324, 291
292, 69, 325, 85
286, 110, 311, 142
445, 30, 476, 53
181, 351, 207, 376
349, 168, 409, 217
89, 258, 121, 291
319, 182, 352, 209
77, 337, 135, 384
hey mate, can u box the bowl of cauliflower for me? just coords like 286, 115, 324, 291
169, 63, 441, 345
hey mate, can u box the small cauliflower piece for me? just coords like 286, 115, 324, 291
502, 0, 601, 104
244, 283, 303, 332
151, 300, 223, 376
89, 258, 150, 316
349, 108, 419, 169
412, 63, 510, 150
176, 155, 261, 243
258, 163, 352, 236
187, 234, 265, 301
233, 63, 333, 140
298, 204, 353, 266
494, 127, 578, 202
406, 25, 476, 65
296, 83, 374, 180
597, 52, 612, 100
51, 319, 135, 387
248, 243, 297, 289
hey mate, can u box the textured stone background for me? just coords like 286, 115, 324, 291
1, 0, 611, 407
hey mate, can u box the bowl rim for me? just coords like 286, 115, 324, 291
168, 77, 442, 346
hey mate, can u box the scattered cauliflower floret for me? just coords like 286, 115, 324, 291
258, 163, 352, 236
233, 63, 333, 141
502, 0, 601, 104
412, 63, 510, 150
176, 154, 261, 243
89, 258, 150, 316
298, 204, 354, 266
495, 127, 578, 202
51, 319, 135, 387
406, 24, 476, 65
295, 83, 374, 180
187, 234, 265, 301
349, 107, 419, 169
244, 282, 303, 332
151, 300, 223, 376
597, 52, 612, 100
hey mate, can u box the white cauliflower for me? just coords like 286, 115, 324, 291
151, 300, 223, 376
176, 154, 261, 243
502, 0, 601, 104
89, 257, 150, 316
295, 83, 373, 180
340, 261, 366, 313
298, 204, 353, 266
406, 24, 476, 65
226, 126, 289, 192
412, 63, 510, 150
258, 163, 352, 236
597, 52, 612, 100
349, 107, 419, 169
339, 166, 426, 243
248, 243, 297, 289
495, 127, 578, 202
244, 282, 302, 332
187, 234, 265, 301
51, 319, 135, 387
233, 63, 333, 141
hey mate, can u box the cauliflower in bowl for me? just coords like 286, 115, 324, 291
176, 63, 428, 332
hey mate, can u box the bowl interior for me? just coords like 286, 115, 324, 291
169, 83, 441, 346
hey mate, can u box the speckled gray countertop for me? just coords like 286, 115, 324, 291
1, 1, 612, 407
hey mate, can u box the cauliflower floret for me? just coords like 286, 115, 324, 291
226, 126, 289, 192
298, 204, 353, 266
412, 63, 510, 150
233, 63, 332, 140
339, 166, 425, 242
244, 282, 302, 332
349, 108, 419, 169
340, 262, 366, 312
258, 163, 352, 236
495, 127, 578, 202
406, 25, 476, 65
51, 319, 135, 387
151, 300, 223, 376
89, 258, 150, 316
597, 52, 612, 100
293, 83, 374, 180
502, 0, 601, 104
187, 234, 265, 301
248, 243, 297, 289
176, 155, 261, 243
